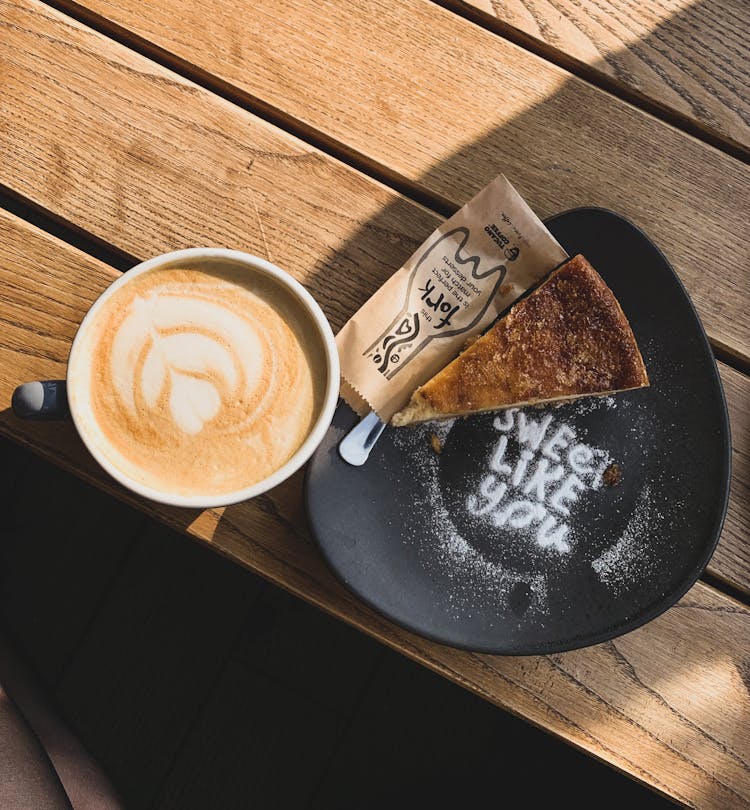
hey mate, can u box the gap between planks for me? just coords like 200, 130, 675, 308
2, 173, 748, 380
431, 0, 750, 165
0, 192, 748, 613
29, 0, 750, 377
38, 0, 458, 221
43, 0, 750, 165
0, 184, 136, 271
2, 202, 749, 804
40, 0, 749, 197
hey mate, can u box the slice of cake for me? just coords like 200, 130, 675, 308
391, 255, 648, 426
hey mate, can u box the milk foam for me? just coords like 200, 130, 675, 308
75, 262, 326, 497
110, 292, 263, 434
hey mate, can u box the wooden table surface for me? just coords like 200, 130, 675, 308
1, 0, 748, 804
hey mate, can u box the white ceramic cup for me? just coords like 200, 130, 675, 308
12, 248, 340, 508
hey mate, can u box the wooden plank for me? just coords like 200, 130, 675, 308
61, 0, 750, 155
21, 0, 750, 364
0, 0, 748, 592
456, 0, 749, 153
0, 0, 433, 337
711, 364, 750, 592
159, 603, 670, 807
56, 521, 265, 808
52, 0, 750, 156
2, 208, 750, 806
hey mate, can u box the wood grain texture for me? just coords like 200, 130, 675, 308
453, 0, 750, 153
0, 0, 434, 337
712, 364, 750, 593
26, 0, 750, 363
0, 0, 744, 589
157, 610, 669, 808
2, 207, 750, 806
0, 2, 748, 800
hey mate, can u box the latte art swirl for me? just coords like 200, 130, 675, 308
112, 291, 267, 435
79, 264, 325, 496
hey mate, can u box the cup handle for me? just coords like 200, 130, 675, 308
12, 381, 70, 420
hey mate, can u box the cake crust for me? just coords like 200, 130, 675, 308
392, 255, 648, 426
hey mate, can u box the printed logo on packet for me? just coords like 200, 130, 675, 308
335, 175, 568, 422
364, 226, 517, 379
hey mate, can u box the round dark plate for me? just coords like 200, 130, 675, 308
305, 208, 731, 654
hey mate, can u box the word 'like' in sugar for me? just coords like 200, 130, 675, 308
466, 409, 611, 553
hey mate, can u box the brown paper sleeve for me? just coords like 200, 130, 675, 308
335, 176, 568, 421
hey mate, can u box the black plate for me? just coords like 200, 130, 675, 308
305, 208, 731, 654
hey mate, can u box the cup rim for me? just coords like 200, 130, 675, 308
67, 247, 340, 508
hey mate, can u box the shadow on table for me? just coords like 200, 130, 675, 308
4, 0, 746, 803
278, 0, 745, 343
215, 2, 747, 805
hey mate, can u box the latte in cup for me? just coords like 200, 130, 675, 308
68, 257, 328, 497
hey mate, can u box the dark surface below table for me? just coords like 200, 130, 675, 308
0, 436, 672, 809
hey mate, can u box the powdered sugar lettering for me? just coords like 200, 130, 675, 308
466, 409, 610, 553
